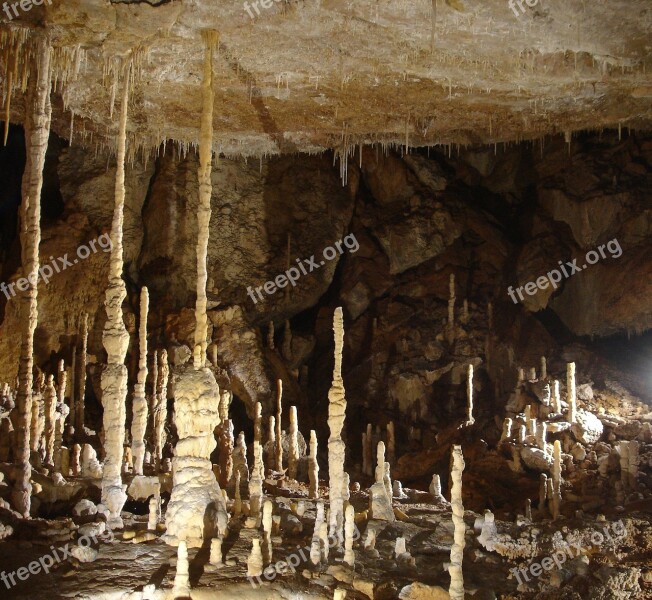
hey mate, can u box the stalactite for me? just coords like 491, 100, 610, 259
76, 312, 88, 436
131, 287, 149, 475
448, 445, 465, 600
99, 57, 132, 528
11, 34, 52, 517
328, 307, 347, 544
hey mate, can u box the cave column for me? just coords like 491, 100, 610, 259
448, 444, 465, 600
99, 58, 132, 529
11, 35, 52, 517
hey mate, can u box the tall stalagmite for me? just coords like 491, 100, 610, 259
99, 58, 131, 529
566, 362, 576, 423
448, 445, 465, 600
12, 35, 52, 517
164, 30, 227, 548
328, 307, 347, 542
154, 349, 168, 467
131, 287, 149, 475
76, 312, 88, 435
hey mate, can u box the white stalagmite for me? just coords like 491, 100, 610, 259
99, 58, 132, 529
500, 418, 512, 442
551, 439, 562, 519
247, 539, 263, 577
43, 375, 57, 465
131, 287, 149, 475
266, 416, 276, 470
448, 445, 465, 600
466, 364, 475, 425
567, 362, 576, 423
233, 470, 242, 516
343, 503, 355, 566
76, 312, 89, 434
164, 30, 228, 548
309, 429, 319, 499
311, 501, 325, 565
248, 441, 264, 519
71, 444, 81, 476
541, 356, 547, 379
288, 406, 299, 479
275, 379, 283, 471
173, 541, 190, 597
219, 418, 234, 487
253, 401, 262, 445
328, 307, 347, 543
12, 35, 52, 517
551, 380, 561, 413
233, 432, 249, 483
210, 537, 223, 566
153, 349, 168, 467
30, 372, 45, 453
262, 499, 273, 563
53, 365, 69, 474
386, 421, 396, 465
147, 496, 158, 531
536, 421, 548, 453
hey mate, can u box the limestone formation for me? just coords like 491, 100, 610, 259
153, 349, 169, 468
551, 439, 562, 519
131, 287, 149, 476
99, 60, 132, 529
288, 405, 299, 479
466, 364, 475, 425
147, 496, 159, 531
567, 362, 577, 423
233, 431, 249, 483
369, 481, 395, 521
12, 35, 52, 517
343, 503, 355, 566
266, 416, 276, 471
76, 312, 89, 435
173, 541, 190, 597
247, 539, 263, 577
43, 375, 57, 465
309, 429, 319, 499
248, 440, 264, 519
262, 499, 273, 563
328, 307, 347, 542
311, 501, 325, 565
500, 418, 512, 442
233, 470, 242, 516
448, 445, 465, 600
218, 418, 234, 488
275, 379, 283, 472
71, 444, 81, 476
209, 537, 223, 567
551, 379, 561, 414
29, 372, 45, 454
540, 356, 547, 380
253, 401, 262, 445
617, 441, 639, 491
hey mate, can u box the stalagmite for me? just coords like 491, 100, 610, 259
429, 473, 447, 504
219, 418, 234, 487
173, 541, 190, 597
76, 312, 89, 434
536, 421, 547, 453
309, 429, 319, 498
210, 537, 223, 567
248, 440, 264, 520
30, 372, 45, 454
266, 416, 276, 470
233, 470, 242, 516
311, 501, 325, 565
540, 356, 547, 380
153, 349, 169, 467
262, 499, 273, 563
12, 34, 52, 517
253, 401, 262, 445
247, 539, 263, 577
551, 439, 562, 519
53, 368, 69, 474
375, 441, 385, 484
343, 503, 355, 566
567, 362, 576, 423
275, 379, 283, 472
233, 432, 249, 483
500, 418, 512, 442
131, 287, 149, 476
466, 364, 475, 425
288, 406, 299, 479
387, 421, 395, 465
99, 59, 132, 529
448, 445, 465, 600
539, 473, 548, 512
43, 375, 57, 465
164, 31, 228, 545
525, 498, 532, 520
71, 444, 81, 476
328, 307, 347, 543
147, 496, 158, 531
551, 380, 561, 413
